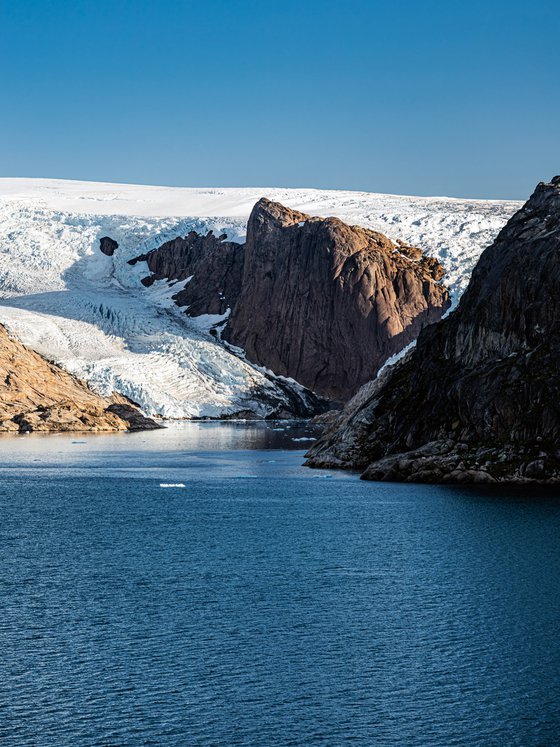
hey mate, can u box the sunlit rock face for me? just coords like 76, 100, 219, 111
132, 198, 450, 402
0, 324, 159, 433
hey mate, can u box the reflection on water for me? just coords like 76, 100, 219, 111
0, 419, 320, 458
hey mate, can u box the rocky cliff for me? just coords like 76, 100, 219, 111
129, 199, 449, 401
222, 199, 449, 401
0, 324, 159, 433
129, 230, 244, 316
306, 176, 560, 484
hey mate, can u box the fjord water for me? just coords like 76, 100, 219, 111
1, 424, 560, 746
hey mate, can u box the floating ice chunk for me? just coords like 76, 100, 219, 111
159, 483, 186, 488
291, 437, 316, 442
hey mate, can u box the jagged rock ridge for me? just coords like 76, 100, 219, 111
0, 324, 159, 433
127, 198, 450, 401
306, 176, 560, 484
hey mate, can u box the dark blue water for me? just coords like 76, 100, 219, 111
1, 423, 560, 746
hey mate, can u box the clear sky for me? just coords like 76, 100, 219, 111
1, 0, 558, 199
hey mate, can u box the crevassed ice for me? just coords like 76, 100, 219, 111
0, 179, 520, 417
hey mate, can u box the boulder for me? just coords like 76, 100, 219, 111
99, 236, 118, 256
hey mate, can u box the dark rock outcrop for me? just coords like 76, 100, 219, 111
128, 199, 449, 401
0, 324, 160, 433
305, 176, 560, 484
129, 231, 244, 316
100, 236, 119, 256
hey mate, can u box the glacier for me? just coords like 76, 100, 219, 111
0, 178, 521, 418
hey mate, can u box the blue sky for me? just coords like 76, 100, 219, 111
1, 0, 558, 198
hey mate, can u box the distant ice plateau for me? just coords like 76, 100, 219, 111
0, 178, 521, 418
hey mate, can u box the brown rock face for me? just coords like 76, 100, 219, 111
305, 176, 560, 483
0, 324, 159, 433
223, 199, 449, 401
100, 236, 119, 256
128, 199, 449, 402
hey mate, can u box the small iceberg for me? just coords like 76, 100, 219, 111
159, 483, 186, 488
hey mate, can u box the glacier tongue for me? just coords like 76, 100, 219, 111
0, 180, 521, 418
0, 206, 315, 418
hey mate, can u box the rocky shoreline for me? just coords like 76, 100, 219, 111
0, 324, 160, 433
306, 177, 560, 484
126, 198, 450, 402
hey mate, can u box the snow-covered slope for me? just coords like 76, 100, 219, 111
0, 178, 521, 417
